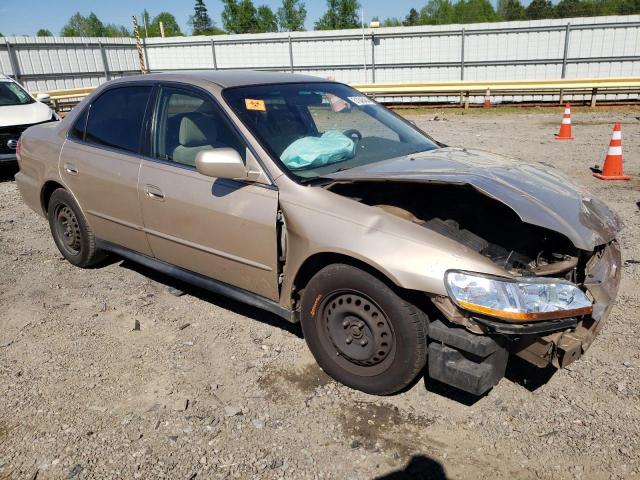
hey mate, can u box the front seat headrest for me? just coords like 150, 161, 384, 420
179, 114, 217, 147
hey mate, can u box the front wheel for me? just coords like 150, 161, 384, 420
300, 264, 427, 395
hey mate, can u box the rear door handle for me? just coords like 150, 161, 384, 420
63, 163, 78, 175
144, 184, 165, 201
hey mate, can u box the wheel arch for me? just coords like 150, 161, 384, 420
41, 180, 66, 214
289, 252, 414, 310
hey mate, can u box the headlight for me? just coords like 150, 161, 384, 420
445, 270, 592, 321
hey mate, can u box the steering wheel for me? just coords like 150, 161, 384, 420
343, 129, 363, 143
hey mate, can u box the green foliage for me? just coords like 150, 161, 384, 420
497, 0, 525, 20
385, 0, 639, 27
277, 0, 307, 31
190, 0, 219, 35
143, 12, 184, 37
61, 12, 130, 37
257, 5, 278, 32
382, 18, 403, 26
37, 29, 53, 36
525, 0, 556, 19
315, 0, 361, 30
454, 0, 500, 23
403, 8, 420, 26
419, 0, 456, 24
222, 0, 279, 33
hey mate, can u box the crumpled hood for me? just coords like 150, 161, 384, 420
325, 147, 622, 251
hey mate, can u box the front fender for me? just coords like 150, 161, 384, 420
278, 184, 509, 309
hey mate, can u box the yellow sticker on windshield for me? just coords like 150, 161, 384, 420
245, 98, 266, 111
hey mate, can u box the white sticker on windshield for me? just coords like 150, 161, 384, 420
348, 96, 374, 106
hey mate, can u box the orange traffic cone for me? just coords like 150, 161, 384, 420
593, 123, 630, 181
483, 88, 491, 109
555, 103, 574, 140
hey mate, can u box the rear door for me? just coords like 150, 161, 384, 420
60, 84, 153, 255
138, 84, 280, 300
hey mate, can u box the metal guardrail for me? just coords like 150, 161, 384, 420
36, 77, 640, 113
352, 77, 640, 106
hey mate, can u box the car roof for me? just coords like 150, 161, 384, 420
114, 70, 328, 89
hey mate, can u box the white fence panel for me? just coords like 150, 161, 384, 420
1, 15, 638, 102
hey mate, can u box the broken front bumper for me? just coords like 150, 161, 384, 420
428, 241, 621, 394
512, 241, 622, 369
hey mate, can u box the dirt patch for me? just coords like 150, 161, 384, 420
338, 401, 439, 458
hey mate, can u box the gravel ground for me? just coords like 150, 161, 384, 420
1, 106, 639, 480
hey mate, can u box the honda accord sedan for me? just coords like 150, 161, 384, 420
15, 71, 622, 396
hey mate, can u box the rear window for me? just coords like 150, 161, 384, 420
83, 86, 152, 154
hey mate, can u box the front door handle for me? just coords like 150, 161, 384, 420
144, 184, 165, 201
63, 163, 78, 175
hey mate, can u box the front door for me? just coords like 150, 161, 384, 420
139, 85, 280, 300
60, 85, 153, 255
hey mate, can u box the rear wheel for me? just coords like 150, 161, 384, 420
47, 189, 104, 268
300, 264, 427, 395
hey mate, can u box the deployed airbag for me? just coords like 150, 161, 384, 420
280, 130, 355, 170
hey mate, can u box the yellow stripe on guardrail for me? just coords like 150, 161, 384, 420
351, 77, 640, 94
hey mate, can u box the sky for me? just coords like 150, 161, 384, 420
0, 0, 501, 36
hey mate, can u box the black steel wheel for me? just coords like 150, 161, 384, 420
53, 204, 82, 257
301, 264, 427, 395
47, 188, 104, 268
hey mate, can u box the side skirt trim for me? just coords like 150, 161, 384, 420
97, 239, 294, 322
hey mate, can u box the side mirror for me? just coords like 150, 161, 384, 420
195, 148, 261, 181
36, 93, 51, 103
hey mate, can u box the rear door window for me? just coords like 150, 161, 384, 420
84, 86, 152, 154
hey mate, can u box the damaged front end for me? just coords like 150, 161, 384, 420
325, 151, 622, 395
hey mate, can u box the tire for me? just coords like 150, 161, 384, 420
47, 188, 104, 268
300, 263, 428, 395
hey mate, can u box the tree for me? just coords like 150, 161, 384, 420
37, 29, 53, 36
555, 0, 585, 17
223, 0, 280, 33
61, 12, 129, 37
617, 0, 640, 14
257, 5, 278, 32
403, 8, 420, 26
382, 17, 403, 26
277, 0, 307, 31
315, 0, 360, 30
497, 0, 526, 19
149, 12, 184, 37
454, 0, 500, 23
222, 0, 257, 33
525, 0, 556, 19
191, 0, 214, 34
103, 24, 131, 37
420, 0, 455, 24
141, 9, 152, 36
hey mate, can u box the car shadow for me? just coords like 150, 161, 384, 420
504, 355, 557, 391
0, 163, 18, 182
422, 376, 487, 407
374, 454, 448, 480
116, 257, 303, 339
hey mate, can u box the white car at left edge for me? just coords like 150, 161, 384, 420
0, 74, 59, 164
